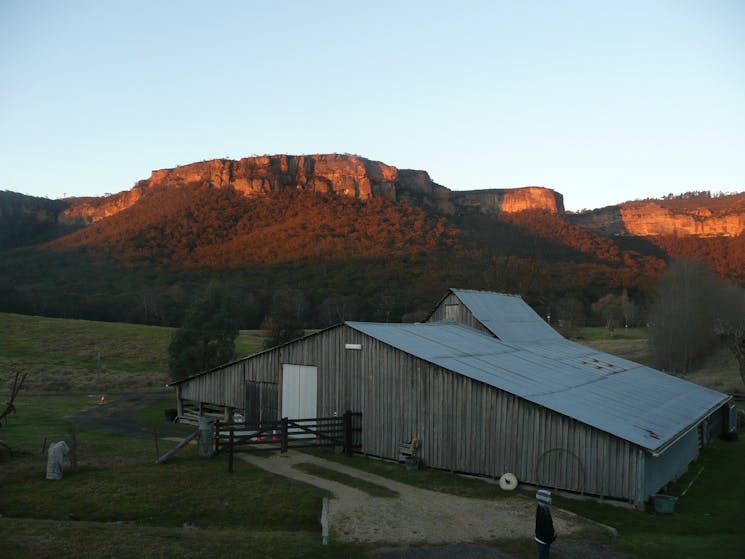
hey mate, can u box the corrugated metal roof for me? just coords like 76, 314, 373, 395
450, 289, 563, 343
346, 320, 729, 453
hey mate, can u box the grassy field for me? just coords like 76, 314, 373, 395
571, 326, 653, 366
0, 312, 267, 392
0, 395, 364, 558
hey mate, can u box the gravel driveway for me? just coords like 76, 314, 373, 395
239, 451, 600, 545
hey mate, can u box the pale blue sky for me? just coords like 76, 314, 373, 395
1, 1, 743, 211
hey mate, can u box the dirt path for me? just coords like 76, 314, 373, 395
239, 451, 599, 546
68, 390, 185, 437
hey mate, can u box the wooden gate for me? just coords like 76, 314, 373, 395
215, 411, 362, 472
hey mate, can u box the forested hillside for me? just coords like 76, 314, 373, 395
1, 181, 743, 331
50, 187, 458, 266
0, 190, 81, 249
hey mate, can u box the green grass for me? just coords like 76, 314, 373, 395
551, 433, 745, 558
0, 312, 266, 392
301, 448, 520, 501
292, 462, 398, 497
235, 329, 268, 359
684, 347, 743, 395
131, 394, 193, 434
2, 458, 326, 530
574, 326, 648, 341
0, 519, 364, 559
0, 395, 369, 558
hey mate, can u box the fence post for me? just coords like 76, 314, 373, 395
69, 426, 78, 473
343, 411, 353, 456
228, 428, 234, 473
198, 417, 215, 458
214, 420, 221, 455
280, 417, 288, 454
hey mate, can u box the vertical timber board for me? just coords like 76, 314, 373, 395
262, 382, 279, 421
245, 381, 260, 424
468, 380, 476, 471
496, 390, 506, 473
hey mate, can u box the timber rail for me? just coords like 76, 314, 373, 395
215, 411, 361, 472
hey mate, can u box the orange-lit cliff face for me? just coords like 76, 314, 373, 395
57, 155, 744, 238
62, 189, 145, 224
148, 154, 399, 199
447, 187, 564, 215
59, 154, 565, 224
620, 201, 745, 237
567, 195, 745, 238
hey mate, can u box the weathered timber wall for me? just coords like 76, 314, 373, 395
427, 292, 492, 335
177, 324, 640, 501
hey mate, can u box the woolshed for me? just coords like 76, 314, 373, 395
170, 288, 734, 507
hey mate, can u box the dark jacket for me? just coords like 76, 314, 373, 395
535, 504, 556, 543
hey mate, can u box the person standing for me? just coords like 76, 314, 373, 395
535, 488, 556, 558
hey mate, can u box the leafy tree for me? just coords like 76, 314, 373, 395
318, 293, 360, 326
592, 294, 625, 334
619, 288, 641, 327
168, 284, 238, 381
555, 296, 587, 327
262, 288, 307, 348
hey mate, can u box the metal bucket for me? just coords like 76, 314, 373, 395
652, 494, 677, 513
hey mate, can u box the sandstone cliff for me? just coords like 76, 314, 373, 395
60, 154, 564, 224
56, 153, 742, 237
567, 193, 745, 237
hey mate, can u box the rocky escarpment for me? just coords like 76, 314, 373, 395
60, 154, 565, 224
567, 193, 745, 237
450, 187, 564, 214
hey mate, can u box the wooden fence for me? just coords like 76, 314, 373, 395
215, 411, 361, 472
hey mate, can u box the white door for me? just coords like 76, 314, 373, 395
281, 364, 317, 419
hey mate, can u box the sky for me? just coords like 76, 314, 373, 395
1, 1, 743, 211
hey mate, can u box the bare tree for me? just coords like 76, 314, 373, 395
650, 260, 744, 374
715, 315, 745, 391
